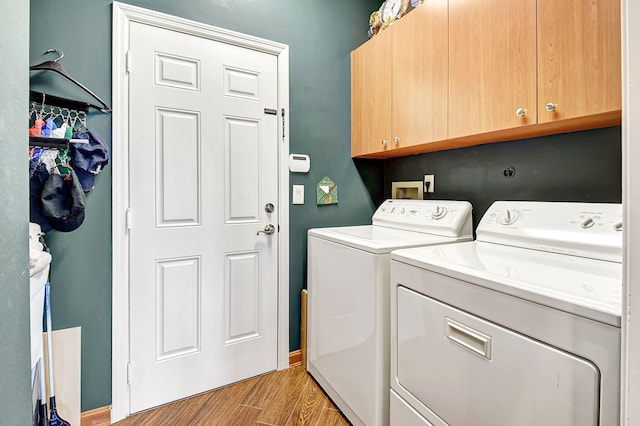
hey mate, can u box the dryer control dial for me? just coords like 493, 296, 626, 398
581, 217, 595, 229
498, 209, 519, 225
431, 206, 447, 220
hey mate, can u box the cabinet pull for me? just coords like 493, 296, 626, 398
515, 107, 526, 117
381, 139, 388, 146
393, 136, 400, 144
445, 317, 492, 360
545, 102, 557, 112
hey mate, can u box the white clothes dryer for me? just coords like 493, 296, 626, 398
390, 201, 622, 426
307, 199, 473, 426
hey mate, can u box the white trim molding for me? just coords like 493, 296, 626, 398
622, 0, 640, 424
111, 2, 290, 421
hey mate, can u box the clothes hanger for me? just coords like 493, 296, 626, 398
30, 49, 112, 113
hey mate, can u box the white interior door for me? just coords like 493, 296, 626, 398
127, 21, 279, 413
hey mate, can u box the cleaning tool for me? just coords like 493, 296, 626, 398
36, 358, 49, 426
44, 282, 70, 426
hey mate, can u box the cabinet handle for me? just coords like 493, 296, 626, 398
515, 107, 526, 117
393, 137, 400, 144
545, 102, 556, 112
381, 139, 388, 146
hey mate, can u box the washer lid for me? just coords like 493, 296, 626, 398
391, 241, 622, 326
308, 225, 470, 254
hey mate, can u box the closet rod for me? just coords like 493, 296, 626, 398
29, 136, 69, 150
30, 90, 92, 114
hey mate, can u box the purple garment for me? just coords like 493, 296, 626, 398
41, 118, 57, 137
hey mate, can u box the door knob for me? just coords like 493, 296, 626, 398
257, 224, 276, 235
265, 203, 275, 213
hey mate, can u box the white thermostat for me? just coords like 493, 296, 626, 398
289, 154, 310, 173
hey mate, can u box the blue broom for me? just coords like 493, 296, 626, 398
44, 283, 70, 426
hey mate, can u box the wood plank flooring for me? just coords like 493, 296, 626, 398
113, 367, 350, 426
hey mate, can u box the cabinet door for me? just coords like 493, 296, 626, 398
391, 0, 448, 149
351, 30, 393, 157
448, 0, 537, 139
538, 0, 621, 122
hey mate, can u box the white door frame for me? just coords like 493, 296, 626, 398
622, 0, 640, 424
111, 2, 290, 421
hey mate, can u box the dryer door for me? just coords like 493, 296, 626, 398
396, 286, 600, 426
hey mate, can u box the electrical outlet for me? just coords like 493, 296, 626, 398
424, 175, 435, 193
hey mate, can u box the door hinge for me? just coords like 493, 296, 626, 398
127, 362, 132, 385
281, 108, 286, 141
126, 50, 131, 74
125, 208, 132, 230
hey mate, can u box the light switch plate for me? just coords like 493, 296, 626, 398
293, 185, 304, 205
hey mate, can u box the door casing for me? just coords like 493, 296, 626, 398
111, 2, 290, 421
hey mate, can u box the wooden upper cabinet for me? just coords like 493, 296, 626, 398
391, 0, 448, 150
351, 0, 448, 157
351, 0, 621, 159
537, 0, 621, 122
448, 0, 537, 139
351, 30, 393, 157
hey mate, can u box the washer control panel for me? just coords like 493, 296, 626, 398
372, 199, 473, 238
478, 201, 623, 262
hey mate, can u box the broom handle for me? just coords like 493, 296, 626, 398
45, 282, 56, 397
38, 357, 47, 401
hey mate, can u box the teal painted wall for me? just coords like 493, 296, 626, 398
0, 1, 33, 423
30, 0, 383, 411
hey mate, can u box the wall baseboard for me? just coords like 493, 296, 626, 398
300, 289, 308, 369
81, 405, 111, 426
289, 350, 302, 368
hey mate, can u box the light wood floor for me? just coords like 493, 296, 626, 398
113, 367, 350, 426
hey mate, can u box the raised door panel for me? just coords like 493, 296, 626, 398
392, 0, 448, 149
537, 0, 621, 122
448, 0, 537, 139
351, 30, 393, 157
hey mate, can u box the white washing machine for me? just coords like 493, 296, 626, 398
307, 199, 473, 426
390, 201, 622, 426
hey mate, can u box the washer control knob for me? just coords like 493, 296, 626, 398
581, 217, 595, 229
499, 209, 519, 225
431, 206, 447, 220
614, 222, 623, 231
